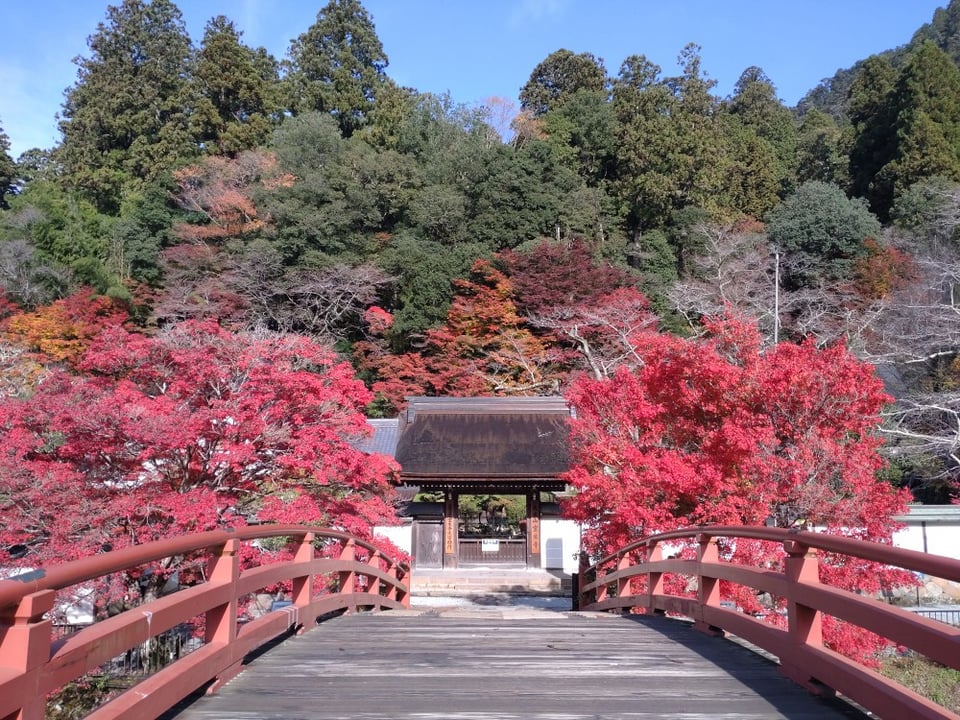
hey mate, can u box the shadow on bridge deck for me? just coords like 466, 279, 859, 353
164, 603, 870, 720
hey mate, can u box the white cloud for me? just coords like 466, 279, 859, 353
241, 0, 262, 44
507, 0, 573, 29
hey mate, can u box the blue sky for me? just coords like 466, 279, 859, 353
1, 0, 947, 158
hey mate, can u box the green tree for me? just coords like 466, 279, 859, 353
519, 49, 608, 118
613, 46, 728, 233
891, 175, 960, 250
627, 228, 678, 292
611, 54, 679, 231
466, 141, 578, 251
12, 148, 59, 189
542, 88, 617, 185
666, 45, 729, 215
846, 54, 899, 219
110, 182, 179, 285
795, 109, 846, 185
360, 78, 418, 151
884, 41, 960, 200
192, 15, 281, 155
1, 181, 115, 290
726, 66, 797, 196
765, 181, 881, 288
719, 117, 781, 219
265, 112, 418, 264
57, 0, 196, 214
0, 122, 15, 209
910, 0, 960, 66
284, 0, 388, 137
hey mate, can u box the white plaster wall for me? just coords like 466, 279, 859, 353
893, 524, 960, 560
540, 518, 581, 574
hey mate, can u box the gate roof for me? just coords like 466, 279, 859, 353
388, 397, 573, 486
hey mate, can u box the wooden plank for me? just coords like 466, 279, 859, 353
168, 611, 868, 719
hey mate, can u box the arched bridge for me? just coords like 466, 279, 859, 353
1, 525, 958, 719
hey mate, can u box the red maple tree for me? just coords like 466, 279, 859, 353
499, 238, 636, 315
0, 321, 399, 585
563, 313, 913, 664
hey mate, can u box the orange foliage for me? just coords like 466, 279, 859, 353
357, 260, 566, 413
853, 238, 916, 300
2, 288, 129, 365
510, 109, 547, 146
173, 150, 292, 241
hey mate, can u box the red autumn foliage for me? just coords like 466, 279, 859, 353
1, 288, 129, 365
563, 313, 913, 665
364, 306, 393, 335
0, 321, 399, 581
499, 238, 636, 315
356, 260, 567, 413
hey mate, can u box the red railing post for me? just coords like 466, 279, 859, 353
616, 551, 632, 602
781, 539, 824, 690
291, 532, 316, 612
695, 533, 722, 635
784, 539, 823, 647
205, 538, 240, 646
399, 564, 411, 608
0, 589, 55, 720
338, 538, 357, 613
595, 558, 609, 605
385, 560, 398, 603
646, 540, 665, 615
365, 549, 380, 607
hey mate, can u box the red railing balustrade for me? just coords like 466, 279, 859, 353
0, 525, 411, 720
577, 525, 960, 720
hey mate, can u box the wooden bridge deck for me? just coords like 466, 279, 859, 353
168, 606, 867, 720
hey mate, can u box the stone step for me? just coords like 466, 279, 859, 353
411, 569, 571, 596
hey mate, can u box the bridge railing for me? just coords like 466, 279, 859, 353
0, 525, 411, 720
577, 525, 960, 720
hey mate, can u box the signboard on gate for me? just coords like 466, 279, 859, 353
481, 539, 500, 552
528, 516, 540, 554
444, 517, 456, 555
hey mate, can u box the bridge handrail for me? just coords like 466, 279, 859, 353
589, 525, 960, 582
0, 525, 392, 608
0, 524, 411, 720
577, 524, 960, 720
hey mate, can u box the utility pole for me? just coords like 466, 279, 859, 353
773, 251, 780, 345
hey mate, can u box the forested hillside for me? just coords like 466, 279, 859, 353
1, 0, 959, 593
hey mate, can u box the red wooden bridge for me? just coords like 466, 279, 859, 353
1, 525, 958, 719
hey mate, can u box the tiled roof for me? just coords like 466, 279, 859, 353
395, 397, 572, 478
351, 418, 401, 457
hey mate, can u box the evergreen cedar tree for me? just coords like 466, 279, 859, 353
562, 313, 912, 665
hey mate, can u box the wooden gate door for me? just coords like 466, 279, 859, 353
412, 520, 442, 568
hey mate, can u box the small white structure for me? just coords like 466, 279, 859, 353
892, 505, 960, 560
